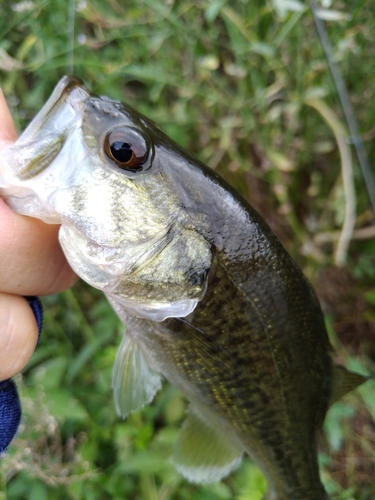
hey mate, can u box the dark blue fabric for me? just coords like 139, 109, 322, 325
25, 296, 43, 342
0, 379, 21, 454
0, 296, 43, 454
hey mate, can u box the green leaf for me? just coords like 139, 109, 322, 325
43, 388, 89, 422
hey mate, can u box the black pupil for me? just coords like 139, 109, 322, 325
110, 141, 132, 163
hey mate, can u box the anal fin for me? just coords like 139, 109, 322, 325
112, 333, 162, 418
172, 406, 243, 483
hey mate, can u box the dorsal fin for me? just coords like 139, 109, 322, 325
172, 406, 243, 483
330, 364, 369, 406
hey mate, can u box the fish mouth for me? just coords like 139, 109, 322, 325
1, 76, 91, 180
18, 75, 92, 145
0, 76, 92, 218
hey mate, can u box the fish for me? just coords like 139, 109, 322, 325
0, 75, 368, 500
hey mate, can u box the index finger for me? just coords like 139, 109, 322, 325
0, 198, 77, 295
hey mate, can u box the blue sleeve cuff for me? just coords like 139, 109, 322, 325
0, 379, 22, 454
0, 296, 43, 454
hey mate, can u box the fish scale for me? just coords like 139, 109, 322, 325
135, 329, 323, 497
123, 300, 325, 500
0, 75, 368, 500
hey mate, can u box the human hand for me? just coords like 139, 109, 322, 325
0, 88, 77, 381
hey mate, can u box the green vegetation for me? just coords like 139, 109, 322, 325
1, 1, 374, 499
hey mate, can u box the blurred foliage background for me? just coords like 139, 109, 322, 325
1, 0, 375, 499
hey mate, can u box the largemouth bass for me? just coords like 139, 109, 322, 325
0, 76, 367, 500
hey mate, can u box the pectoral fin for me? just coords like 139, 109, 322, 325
172, 406, 243, 483
330, 364, 369, 406
112, 333, 162, 418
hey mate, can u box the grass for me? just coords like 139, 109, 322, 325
1, 1, 375, 499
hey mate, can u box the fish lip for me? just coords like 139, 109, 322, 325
0, 76, 93, 207
41, 74, 92, 117
18, 75, 92, 145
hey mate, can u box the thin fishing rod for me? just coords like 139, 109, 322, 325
309, 0, 375, 217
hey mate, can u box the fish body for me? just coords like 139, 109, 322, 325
0, 76, 366, 500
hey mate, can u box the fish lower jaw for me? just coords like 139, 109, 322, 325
59, 227, 200, 321
107, 293, 199, 322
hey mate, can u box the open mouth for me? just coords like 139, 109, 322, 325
19, 76, 92, 144
0, 76, 91, 188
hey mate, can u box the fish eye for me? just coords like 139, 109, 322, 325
104, 127, 149, 172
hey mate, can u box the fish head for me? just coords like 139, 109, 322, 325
0, 76, 212, 320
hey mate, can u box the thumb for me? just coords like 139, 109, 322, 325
0, 88, 18, 147
0, 293, 39, 381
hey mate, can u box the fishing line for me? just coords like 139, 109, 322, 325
67, 0, 75, 74
309, 0, 375, 217
65, 0, 75, 451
